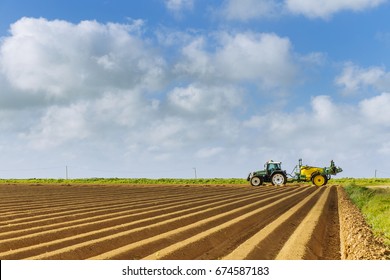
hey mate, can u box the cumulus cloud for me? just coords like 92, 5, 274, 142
218, 32, 296, 86
167, 84, 242, 116
175, 32, 297, 88
285, 0, 387, 19
335, 62, 390, 94
0, 17, 167, 154
360, 92, 390, 126
311, 95, 339, 122
173, 37, 214, 79
0, 17, 166, 101
0, 17, 251, 168
22, 104, 90, 149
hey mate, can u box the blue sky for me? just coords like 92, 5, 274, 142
1, 0, 390, 179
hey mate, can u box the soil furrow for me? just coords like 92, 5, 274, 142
0, 186, 239, 217
141, 187, 315, 260
0, 186, 289, 258
23, 187, 301, 259
0, 189, 267, 240
0, 183, 359, 260
275, 186, 339, 259
0, 188, 258, 232
88, 187, 310, 260
222, 187, 325, 259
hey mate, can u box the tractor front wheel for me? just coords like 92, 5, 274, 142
312, 174, 327, 186
250, 176, 263, 186
271, 173, 286, 186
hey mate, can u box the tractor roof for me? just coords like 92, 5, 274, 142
267, 160, 281, 164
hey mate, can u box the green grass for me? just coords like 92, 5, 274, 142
333, 177, 390, 186
0, 177, 248, 185
343, 183, 390, 246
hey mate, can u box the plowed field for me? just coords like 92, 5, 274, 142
0, 183, 381, 260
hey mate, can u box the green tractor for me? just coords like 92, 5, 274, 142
247, 159, 343, 186
247, 160, 288, 186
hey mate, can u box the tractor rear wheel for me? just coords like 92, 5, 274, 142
271, 173, 286, 186
250, 176, 263, 186
312, 174, 327, 186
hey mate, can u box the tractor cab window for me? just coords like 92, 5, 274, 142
267, 162, 281, 173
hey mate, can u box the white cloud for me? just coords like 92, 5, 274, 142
146, 117, 187, 149
221, 0, 282, 21
0, 17, 166, 100
0, 18, 249, 166
311, 95, 338, 122
167, 84, 242, 115
174, 37, 214, 79
0, 17, 168, 156
92, 90, 157, 128
216, 32, 295, 86
175, 32, 297, 88
285, 0, 387, 19
335, 62, 388, 93
360, 92, 390, 126
22, 104, 90, 149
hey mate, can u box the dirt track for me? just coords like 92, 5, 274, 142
0, 183, 387, 260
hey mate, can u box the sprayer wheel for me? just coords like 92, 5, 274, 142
312, 174, 327, 186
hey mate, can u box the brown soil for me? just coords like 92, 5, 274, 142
0, 183, 388, 260
337, 187, 389, 260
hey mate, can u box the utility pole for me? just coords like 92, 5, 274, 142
375, 169, 377, 178
193, 167, 197, 179
66, 166, 68, 180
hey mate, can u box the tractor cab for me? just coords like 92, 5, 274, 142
265, 161, 282, 175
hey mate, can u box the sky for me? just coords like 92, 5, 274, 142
1, 0, 390, 179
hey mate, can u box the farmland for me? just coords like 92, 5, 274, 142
0, 180, 389, 260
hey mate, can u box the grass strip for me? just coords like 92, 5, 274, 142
0, 178, 248, 185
